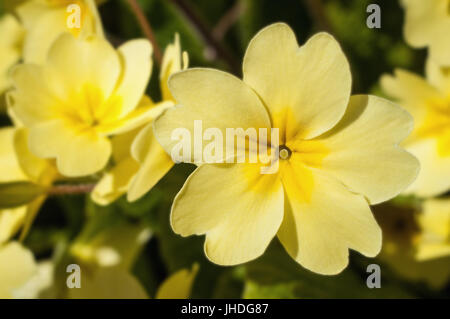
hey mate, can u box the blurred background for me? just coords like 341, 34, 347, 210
1, 0, 448, 298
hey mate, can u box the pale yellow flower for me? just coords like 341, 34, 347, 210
416, 198, 450, 261
401, 0, 450, 66
16, 0, 103, 63
0, 14, 24, 95
381, 59, 450, 197
153, 23, 419, 274
66, 222, 196, 299
66, 264, 197, 299
374, 202, 450, 289
7, 34, 155, 177
0, 127, 56, 244
67, 266, 149, 299
0, 241, 37, 298
92, 35, 188, 204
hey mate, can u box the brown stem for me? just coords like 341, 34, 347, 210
169, 0, 241, 75
48, 183, 96, 196
212, 1, 245, 40
303, 0, 332, 33
126, 0, 163, 65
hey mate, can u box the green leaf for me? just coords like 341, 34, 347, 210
0, 181, 47, 209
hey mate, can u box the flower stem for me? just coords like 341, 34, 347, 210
48, 183, 96, 196
212, 1, 245, 41
169, 0, 241, 75
303, 0, 332, 33
126, 0, 163, 65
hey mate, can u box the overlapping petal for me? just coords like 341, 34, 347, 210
243, 23, 351, 141
28, 120, 111, 176
127, 123, 174, 202
154, 68, 271, 163
0, 242, 37, 298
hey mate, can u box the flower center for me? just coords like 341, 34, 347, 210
278, 145, 292, 160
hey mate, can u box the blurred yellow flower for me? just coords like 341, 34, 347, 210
0, 127, 56, 243
416, 198, 450, 261
92, 35, 188, 204
381, 59, 450, 197
374, 202, 450, 289
401, 0, 450, 66
66, 223, 196, 299
155, 264, 198, 299
67, 264, 197, 299
67, 266, 149, 299
0, 14, 24, 95
16, 0, 103, 63
401, 0, 450, 65
7, 34, 155, 177
153, 23, 419, 274
0, 241, 37, 298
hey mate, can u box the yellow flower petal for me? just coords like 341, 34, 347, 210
0, 207, 27, 245
278, 168, 381, 275
425, 58, 450, 93
92, 129, 140, 205
243, 23, 351, 140
171, 164, 284, 265
406, 138, 450, 197
316, 95, 419, 204
92, 157, 139, 205
17, 0, 104, 64
156, 264, 198, 299
154, 68, 271, 163
0, 127, 27, 182
381, 69, 440, 110
401, 0, 450, 65
0, 241, 37, 298
29, 120, 111, 176
0, 14, 24, 94
8, 65, 61, 126
416, 198, 450, 261
68, 267, 148, 299
101, 99, 173, 136
115, 39, 153, 117
160, 33, 186, 101
381, 67, 450, 197
47, 33, 120, 100
127, 123, 174, 201
13, 128, 54, 183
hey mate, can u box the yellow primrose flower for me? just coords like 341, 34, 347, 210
67, 221, 196, 299
374, 202, 450, 289
92, 35, 188, 204
16, 0, 103, 63
0, 127, 56, 243
0, 241, 37, 298
381, 58, 450, 197
7, 34, 155, 177
68, 264, 197, 299
0, 14, 24, 95
401, 0, 450, 66
153, 23, 419, 275
416, 198, 450, 261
